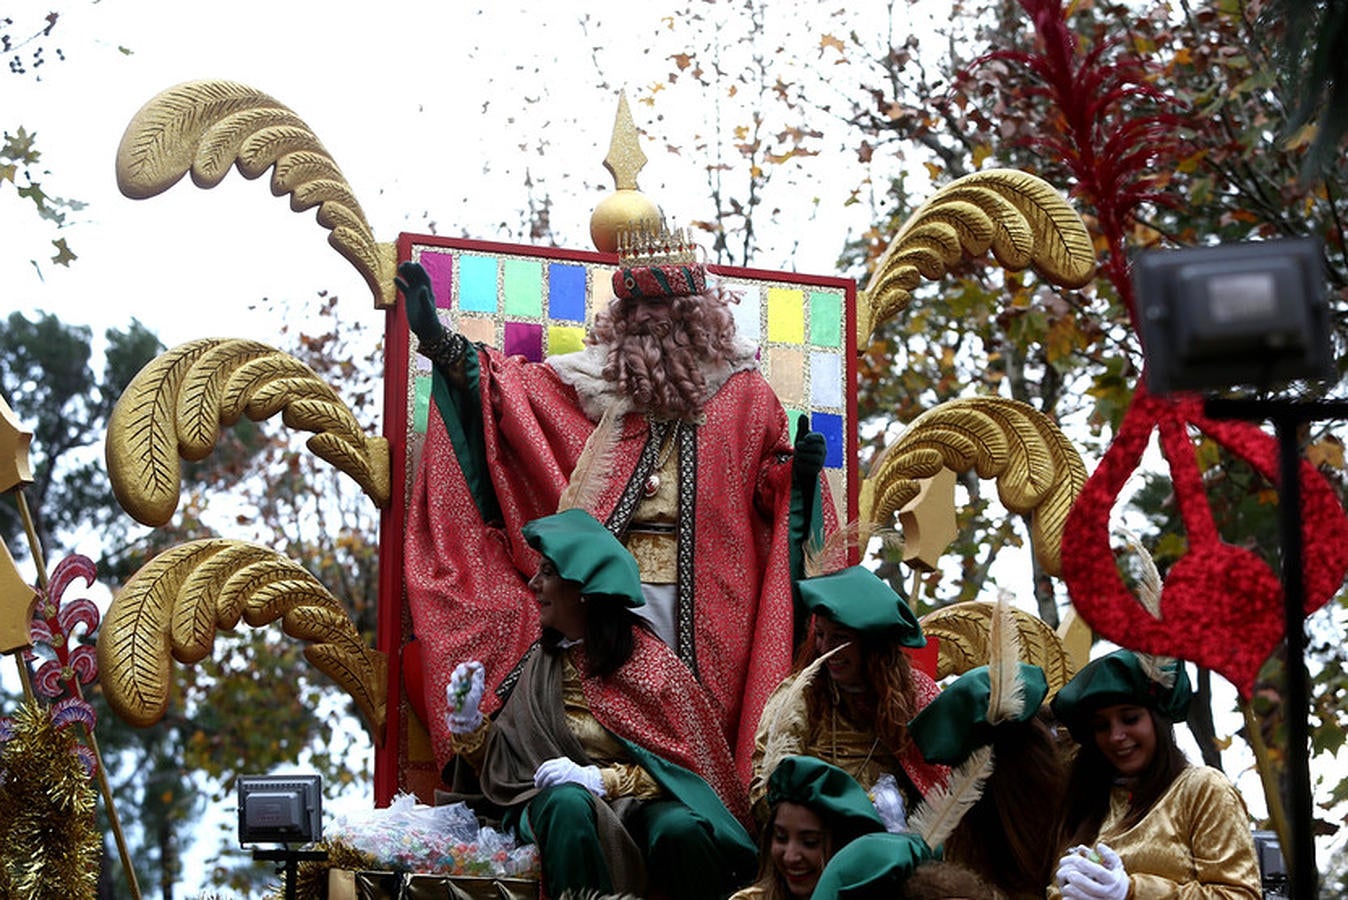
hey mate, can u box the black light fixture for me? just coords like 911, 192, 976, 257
238, 774, 326, 900
1132, 236, 1344, 900
1133, 237, 1333, 394
237, 773, 323, 845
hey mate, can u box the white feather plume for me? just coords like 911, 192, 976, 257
986, 588, 1026, 725
558, 405, 622, 513
1113, 527, 1178, 690
908, 745, 996, 850
759, 644, 846, 779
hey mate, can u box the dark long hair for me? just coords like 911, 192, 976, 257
795, 621, 919, 758
1059, 707, 1189, 849
944, 716, 1066, 897
540, 593, 638, 678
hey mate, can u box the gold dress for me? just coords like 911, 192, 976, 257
1050, 766, 1260, 899
748, 672, 945, 820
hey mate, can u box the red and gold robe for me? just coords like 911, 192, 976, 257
406, 343, 832, 778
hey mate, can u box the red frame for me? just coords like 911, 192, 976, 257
374, 233, 858, 803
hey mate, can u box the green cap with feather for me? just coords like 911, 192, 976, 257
811, 831, 935, 900
908, 663, 1049, 765
1050, 648, 1191, 744
766, 756, 884, 842
799, 566, 925, 647
522, 508, 645, 607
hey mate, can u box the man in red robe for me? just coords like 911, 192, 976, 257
398, 245, 832, 779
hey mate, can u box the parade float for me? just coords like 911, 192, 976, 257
2, 18, 1345, 894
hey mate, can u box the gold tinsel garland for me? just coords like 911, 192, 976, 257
274, 839, 377, 900
0, 701, 99, 899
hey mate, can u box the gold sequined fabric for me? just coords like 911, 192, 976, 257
1049, 766, 1260, 899
560, 652, 662, 799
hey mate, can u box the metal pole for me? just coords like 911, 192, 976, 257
1204, 397, 1348, 899
1275, 414, 1316, 900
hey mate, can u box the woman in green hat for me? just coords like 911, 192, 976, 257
1048, 648, 1259, 899
444, 508, 755, 899
906, 660, 1065, 899
729, 755, 885, 900
749, 566, 948, 826
809, 831, 996, 900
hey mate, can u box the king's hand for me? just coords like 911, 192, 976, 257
395, 261, 446, 346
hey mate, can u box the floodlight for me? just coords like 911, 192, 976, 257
1133, 238, 1334, 394
237, 774, 322, 845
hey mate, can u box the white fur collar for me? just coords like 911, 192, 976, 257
547, 336, 761, 422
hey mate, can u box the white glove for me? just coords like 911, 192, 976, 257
869, 774, 907, 833
445, 661, 485, 734
533, 756, 606, 797
1057, 843, 1128, 900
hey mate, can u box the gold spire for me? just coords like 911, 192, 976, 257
590, 91, 662, 254
604, 92, 648, 191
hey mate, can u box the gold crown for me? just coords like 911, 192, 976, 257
615, 223, 699, 268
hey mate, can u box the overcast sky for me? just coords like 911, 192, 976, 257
4, 0, 886, 352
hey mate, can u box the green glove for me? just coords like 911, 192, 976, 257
394, 260, 446, 345
792, 415, 827, 488
789, 415, 826, 648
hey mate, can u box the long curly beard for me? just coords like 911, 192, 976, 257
590, 287, 741, 421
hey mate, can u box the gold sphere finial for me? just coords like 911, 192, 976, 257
591, 91, 661, 253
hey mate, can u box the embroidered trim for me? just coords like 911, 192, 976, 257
606, 420, 675, 537
418, 330, 469, 370
495, 639, 541, 703
676, 423, 698, 674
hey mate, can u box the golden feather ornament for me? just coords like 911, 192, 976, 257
105, 338, 389, 527
857, 168, 1096, 346
920, 600, 1075, 700
115, 79, 396, 308
96, 538, 387, 742
859, 396, 1085, 577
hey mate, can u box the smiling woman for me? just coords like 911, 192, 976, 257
1048, 649, 1261, 899
440, 508, 756, 899
731, 755, 885, 900
1090, 703, 1158, 778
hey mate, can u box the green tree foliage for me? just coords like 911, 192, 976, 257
644, 0, 1348, 843
833, 0, 1348, 839
2, 298, 381, 895
0, 311, 161, 561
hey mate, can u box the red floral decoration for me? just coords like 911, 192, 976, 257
977, 0, 1348, 697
